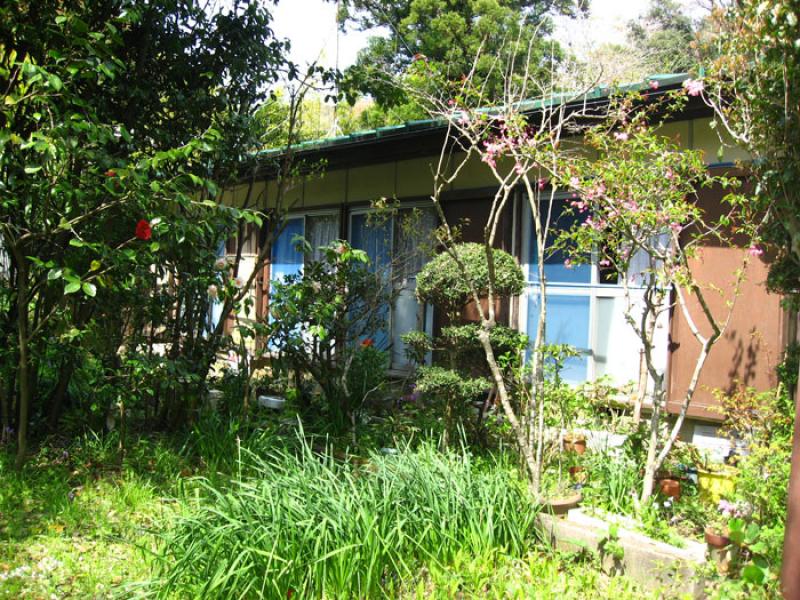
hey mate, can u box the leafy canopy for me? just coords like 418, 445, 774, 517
336, 0, 584, 120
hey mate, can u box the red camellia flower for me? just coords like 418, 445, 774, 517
105, 169, 117, 178
360, 338, 374, 348
135, 219, 152, 241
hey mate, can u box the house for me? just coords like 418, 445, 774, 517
219, 74, 793, 449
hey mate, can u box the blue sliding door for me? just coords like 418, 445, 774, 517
350, 213, 392, 352
526, 293, 590, 382
271, 217, 305, 285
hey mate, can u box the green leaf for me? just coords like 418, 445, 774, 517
82, 282, 96, 297
24, 165, 42, 174
742, 564, 767, 585
69, 238, 84, 247
150, 242, 160, 252
47, 268, 63, 281
64, 281, 81, 294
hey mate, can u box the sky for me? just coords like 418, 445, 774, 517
270, 0, 708, 71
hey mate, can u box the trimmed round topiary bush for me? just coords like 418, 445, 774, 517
415, 243, 524, 314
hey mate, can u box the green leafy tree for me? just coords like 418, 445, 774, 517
699, 1, 800, 593
336, 0, 583, 122
0, 1, 298, 464
627, 0, 699, 75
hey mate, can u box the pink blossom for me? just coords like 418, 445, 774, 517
599, 258, 611, 267
514, 162, 525, 175
231, 276, 244, 289
683, 79, 704, 97
665, 168, 674, 179
649, 79, 659, 90
207, 284, 219, 299
570, 176, 580, 188
614, 131, 629, 142
669, 222, 683, 233
748, 245, 764, 257
564, 259, 573, 269
537, 178, 547, 191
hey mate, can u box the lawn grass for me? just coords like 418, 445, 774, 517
0, 420, 652, 599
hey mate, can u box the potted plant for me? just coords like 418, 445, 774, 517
704, 524, 731, 549
568, 464, 587, 484
562, 432, 587, 455
656, 475, 681, 500
541, 479, 582, 516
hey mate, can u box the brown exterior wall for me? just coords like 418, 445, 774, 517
667, 185, 788, 421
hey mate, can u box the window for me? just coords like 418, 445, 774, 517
522, 194, 643, 386
349, 206, 436, 370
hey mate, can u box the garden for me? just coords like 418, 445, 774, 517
2, 0, 800, 598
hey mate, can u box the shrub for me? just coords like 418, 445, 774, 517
416, 243, 524, 317
154, 438, 538, 599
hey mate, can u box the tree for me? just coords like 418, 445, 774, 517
627, 0, 699, 75
562, 92, 749, 501
402, 40, 597, 495
336, 0, 584, 122
699, 1, 800, 595
0, 1, 303, 464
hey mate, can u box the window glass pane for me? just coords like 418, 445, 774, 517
593, 297, 615, 377
305, 214, 340, 264
350, 213, 392, 351
350, 213, 392, 274
527, 292, 590, 382
529, 198, 590, 284
271, 217, 305, 283
393, 207, 436, 281
593, 295, 643, 386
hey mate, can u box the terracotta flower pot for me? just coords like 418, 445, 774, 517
563, 435, 587, 455
657, 477, 681, 500
705, 527, 731, 549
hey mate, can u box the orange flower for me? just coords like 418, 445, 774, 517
360, 338, 374, 348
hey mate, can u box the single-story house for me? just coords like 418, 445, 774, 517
219, 74, 794, 450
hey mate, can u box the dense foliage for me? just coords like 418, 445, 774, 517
416, 243, 524, 318
0, 1, 294, 465
266, 241, 391, 430
156, 436, 537, 599
335, 0, 582, 124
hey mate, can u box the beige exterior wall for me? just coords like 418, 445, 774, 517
255, 116, 751, 203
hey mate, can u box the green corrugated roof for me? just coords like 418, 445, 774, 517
260, 73, 690, 158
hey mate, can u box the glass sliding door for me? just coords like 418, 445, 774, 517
349, 212, 393, 353
522, 194, 644, 387
270, 217, 305, 285
349, 207, 436, 370
391, 208, 436, 369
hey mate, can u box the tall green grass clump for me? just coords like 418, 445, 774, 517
154, 438, 539, 598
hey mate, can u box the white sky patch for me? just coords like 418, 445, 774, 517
270, 0, 710, 71
271, 0, 373, 70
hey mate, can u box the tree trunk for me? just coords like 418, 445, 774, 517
47, 356, 74, 429
477, 329, 539, 492
781, 362, 800, 599
640, 376, 664, 503
14, 262, 30, 469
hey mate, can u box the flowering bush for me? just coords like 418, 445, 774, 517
266, 241, 392, 430
560, 93, 749, 501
